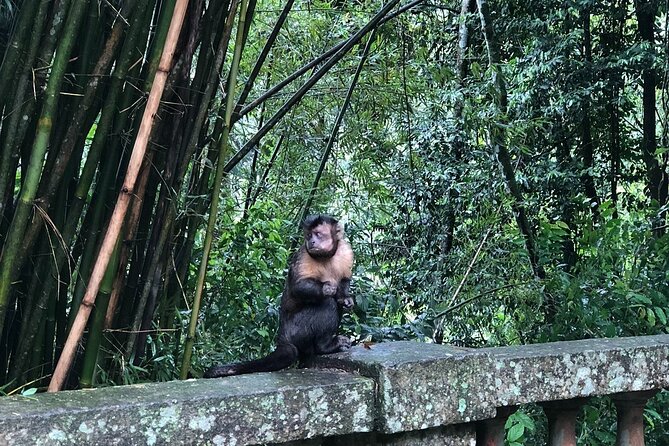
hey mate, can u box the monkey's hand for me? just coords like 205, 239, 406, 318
336, 335, 352, 351
322, 282, 337, 297
337, 296, 354, 311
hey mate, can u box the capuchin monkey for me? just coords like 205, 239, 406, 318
203, 215, 354, 378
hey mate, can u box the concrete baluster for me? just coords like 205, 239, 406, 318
541, 399, 586, 446
476, 406, 517, 446
612, 390, 658, 446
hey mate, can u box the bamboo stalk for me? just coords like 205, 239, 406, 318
104, 0, 176, 330
124, 0, 228, 363
0, 0, 50, 220
104, 158, 152, 329
124, 213, 172, 358
125, 0, 233, 351
15, 47, 149, 384
114, 0, 220, 361
67, 1, 157, 335
15, 0, 140, 271
179, 0, 251, 379
176, 0, 239, 181
48, 0, 191, 392
133, 0, 238, 350
35, 0, 74, 74
79, 238, 121, 388
236, 0, 294, 108
72, 0, 153, 210
0, 0, 41, 108
249, 133, 285, 207
68, 148, 123, 330
0, 0, 90, 337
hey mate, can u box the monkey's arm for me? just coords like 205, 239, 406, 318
336, 277, 354, 310
292, 277, 333, 303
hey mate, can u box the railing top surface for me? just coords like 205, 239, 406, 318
480, 334, 669, 358
316, 335, 669, 432
0, 369, 374, 445
2, 335, 668, 444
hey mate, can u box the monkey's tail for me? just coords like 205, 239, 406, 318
203, 343, 299, 378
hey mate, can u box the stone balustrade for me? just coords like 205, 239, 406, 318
1, 335, 668, 445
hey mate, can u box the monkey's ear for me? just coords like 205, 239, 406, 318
335, 222, 345, 239
338, 218, 348, 233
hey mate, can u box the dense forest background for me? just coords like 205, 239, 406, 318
0, 0, 668, 442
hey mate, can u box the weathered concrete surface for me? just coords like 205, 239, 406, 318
2, 335, 669, 445
316, 335, 669, 434
0, 369, 374, 446
481, 335, 669, 407
315, 341, 495, 433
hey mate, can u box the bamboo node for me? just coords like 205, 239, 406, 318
38, 117, 52, 127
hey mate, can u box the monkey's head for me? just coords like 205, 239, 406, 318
302, 214, 343, 258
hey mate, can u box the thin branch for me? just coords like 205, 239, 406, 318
236, 0, 295, 108
234, 0, 426, 122
301, 29, 376, 220
433, 281, 533, 320
224, 0, 404, 174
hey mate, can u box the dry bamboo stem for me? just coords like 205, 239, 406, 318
48, 0, 191, 392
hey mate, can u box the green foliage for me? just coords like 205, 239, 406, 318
505, 410, 536, 445
542, 204, 669, 341
579, 398, 617, 445
191, 0, 669, 359
191, 202, 292, 373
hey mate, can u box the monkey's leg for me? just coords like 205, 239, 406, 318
314, 335, 351, 355
203, 343, 299, 378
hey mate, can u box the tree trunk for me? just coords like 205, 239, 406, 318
445, 0, 477, 255
635, 0, 668, 229
602, 4, 624, 218
580, 8, 601, 220
476, 0, 546, 282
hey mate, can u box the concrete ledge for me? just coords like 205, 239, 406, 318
1, 335, 668, 445
481, 335, 669, 406
315, 342, 494, 433
316, 335, 669, 433
0, 369, 375, 445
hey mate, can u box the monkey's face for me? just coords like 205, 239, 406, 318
305, 223, 337, 258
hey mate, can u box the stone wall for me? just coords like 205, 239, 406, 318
1, 335, 668, 445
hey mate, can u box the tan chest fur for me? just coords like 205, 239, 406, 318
295, 239, 353, 283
